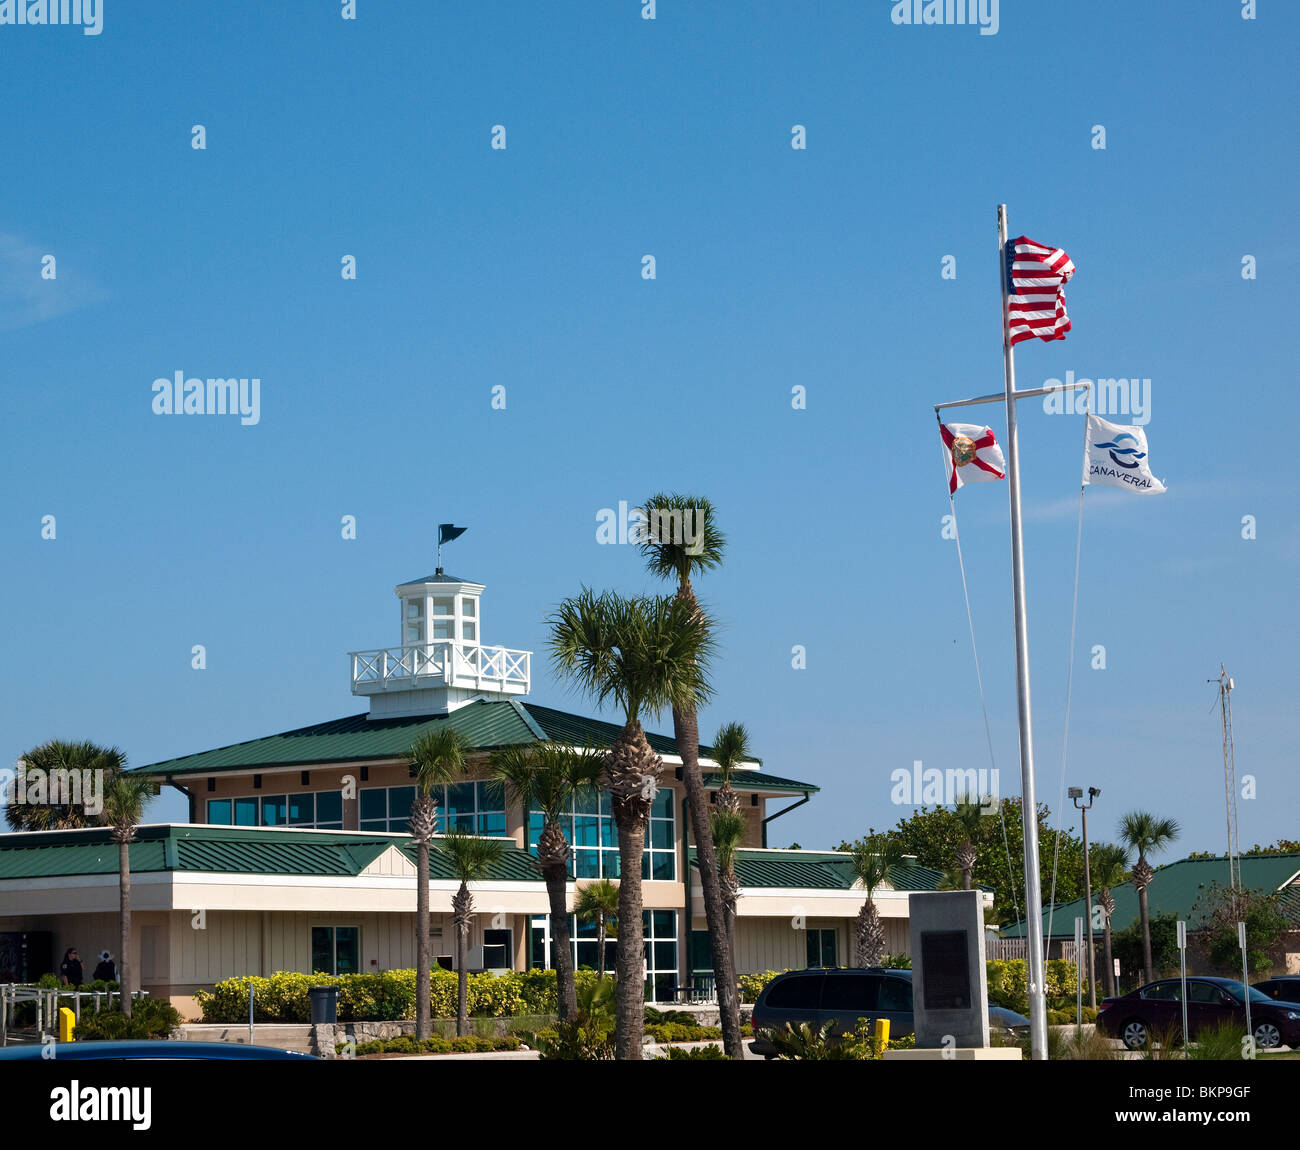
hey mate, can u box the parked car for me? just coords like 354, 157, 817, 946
749, 967, 1026, 1057
1096, 976, 1300, 1050
1251, 976, 1300, 1005
0, 1040, 318, 1061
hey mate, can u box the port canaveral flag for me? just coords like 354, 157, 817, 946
1083, 415, 1166, 494
940, 423, 1006, 494
1006, 236, 1075, 345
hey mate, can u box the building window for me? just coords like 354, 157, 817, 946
312, 926, 359, 975
806, 928, 837, 969
206, 792, 343, 830
527, 786, 675, 881
359, 782, 504, 836
527, 910, 678, 1003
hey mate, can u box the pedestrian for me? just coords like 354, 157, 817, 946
59, 947, 84, 987
92, 950, 117, 983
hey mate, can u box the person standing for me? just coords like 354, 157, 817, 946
59, 947, 84, 987
92, 950, 117, 983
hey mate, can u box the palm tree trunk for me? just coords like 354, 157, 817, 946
119, 840, 132, 1018
542, 854, 576, 1021
611, 808, 646, 1060
597, 918, 607, 980
416, 840, 430, 1040
1139, 883, 1153, 985
1102, 914, 1116, 997
673, 699, 744, 1060
455, 884, 470, 1037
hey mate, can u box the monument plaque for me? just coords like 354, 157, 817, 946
908, 891, 990, 1049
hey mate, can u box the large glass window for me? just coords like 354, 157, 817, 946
528, 787, 674, 881
527, 910, 678, 1003
360, 782, 504, 835
206, 792, 343, 830
312, 926, 359, 975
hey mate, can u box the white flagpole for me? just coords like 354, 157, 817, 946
998, 204, 1049, 1060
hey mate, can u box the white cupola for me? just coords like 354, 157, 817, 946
349, 566, 531, 719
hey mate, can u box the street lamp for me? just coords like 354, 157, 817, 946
1070, 786, 1101, 1009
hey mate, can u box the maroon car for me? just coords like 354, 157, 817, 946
1097, 976, 1300, 1050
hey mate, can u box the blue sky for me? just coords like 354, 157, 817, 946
2, 1, 1295, 864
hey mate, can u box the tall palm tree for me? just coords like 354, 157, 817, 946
491, 741, 602, 1020
711, 721, 751, 815
436, 828, 507, 1036
4, 740, 127, 831
1117, 811, 1180, 984
850, 836, 902, 968
709, 808, 746, 959
574, 878, 620, 979
548, 587, 714, 1059
637, 491, 744, 1060
952, 794, 991, 891
407, 728, 470, 1041
99, 771, 155, 1018
1089, 842, 1130, 997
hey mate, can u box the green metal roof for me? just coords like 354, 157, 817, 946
129, 699, 818, 793
0, 824, 542, 883
999, 853, 1300, 939
688, 848, 944, 892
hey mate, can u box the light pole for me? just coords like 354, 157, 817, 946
1070, 786, 1101, 1010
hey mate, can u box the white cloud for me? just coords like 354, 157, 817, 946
0, 233, 105, 331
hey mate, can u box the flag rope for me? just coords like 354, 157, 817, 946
944, 482, 1021, 927
1043, 412, 1091, 960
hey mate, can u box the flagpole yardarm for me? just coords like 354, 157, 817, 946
998, 202, 1050, 1061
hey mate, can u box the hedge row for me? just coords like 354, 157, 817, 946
195, 968, 599, 1024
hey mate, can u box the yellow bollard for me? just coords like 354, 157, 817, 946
58, 1007, 76, 1043
874, 1017, 890, 1053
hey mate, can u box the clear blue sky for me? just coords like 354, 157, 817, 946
2, 2, 1295, 863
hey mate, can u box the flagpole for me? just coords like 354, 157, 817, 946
998, 203, 1049, 1061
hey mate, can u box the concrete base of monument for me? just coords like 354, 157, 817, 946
883, 1047, 1023, 1061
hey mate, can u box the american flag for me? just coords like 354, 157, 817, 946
1005, 235, 1075, 345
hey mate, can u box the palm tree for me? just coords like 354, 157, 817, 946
1117, 811, 1180, 984
436, 828, 507, 1036
850, 836, 902, 968
407, 728, 470, 1041
1089, 842, 1130, 997
99, 771, 155, 1018
548, 587, 714, 1059
711, 721, 751, 815
637, 492, 744, 1060
4, 740, 128, 831
709, 808, 746, 959
574, 878, 620, 979
491, 741, 602, 1020
952, 794, 990, 891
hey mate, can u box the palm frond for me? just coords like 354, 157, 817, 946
709, 808, 747, 873
710, 721, 751, 787
849, 834, 903, 898
1117, 810, 1181, 861
489, 741, 603, 822
435, 828, 507, 883
408, 728, 470, 796
637, 492, 726, 587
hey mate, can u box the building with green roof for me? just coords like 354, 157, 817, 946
0, 562, 970, 1014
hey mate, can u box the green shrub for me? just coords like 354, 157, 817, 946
73, 999, 181, 1041
760, 1018, 887, 1060
739, 970, 786, 1003
882, 952, 912, 970
986, 959, 1078, 1014
658, 1044, 727, 1059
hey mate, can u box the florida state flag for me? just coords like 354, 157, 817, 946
940, 422, 1006, 495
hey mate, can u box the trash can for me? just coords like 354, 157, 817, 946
308, 986, 338, 1025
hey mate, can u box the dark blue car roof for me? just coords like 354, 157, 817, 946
0, 1040, 317, 1061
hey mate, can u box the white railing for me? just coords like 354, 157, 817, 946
349, 642, 530, 695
